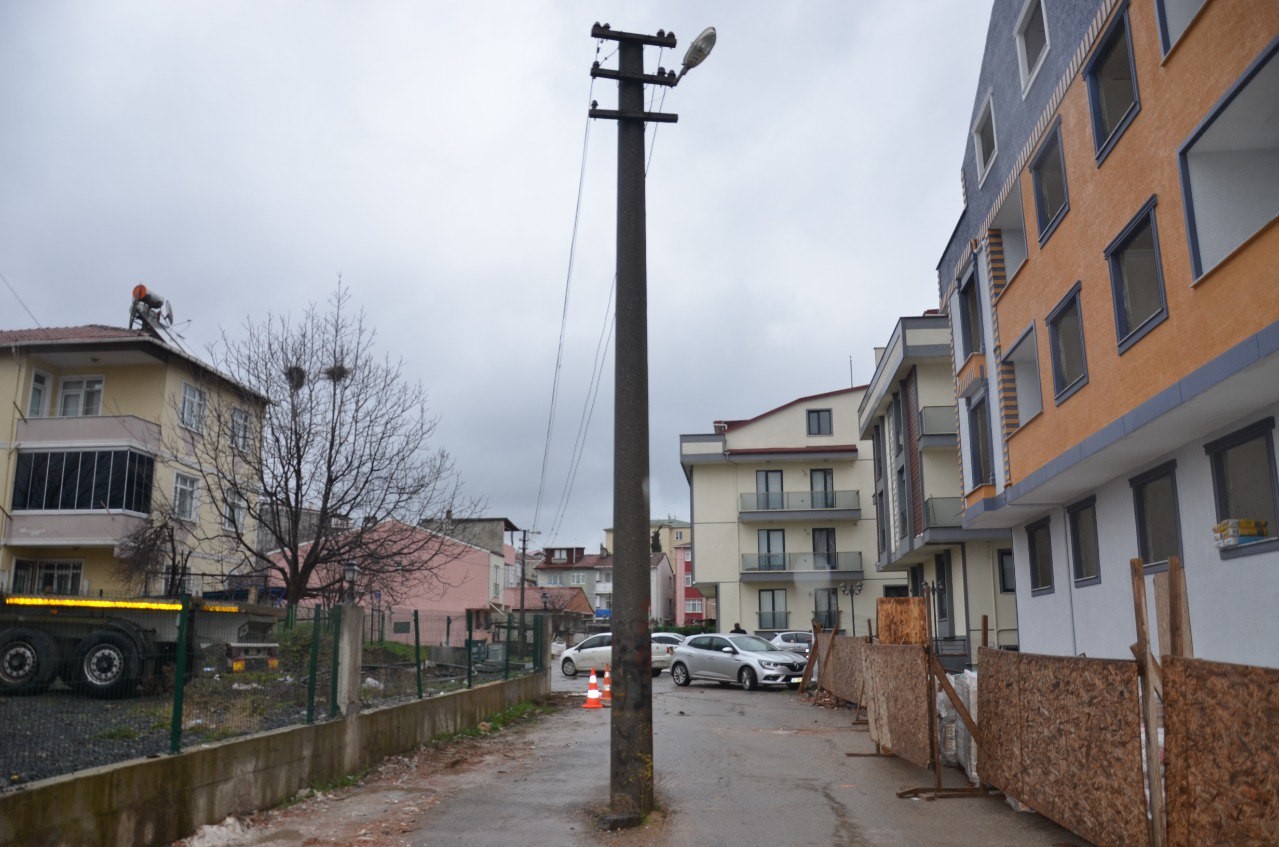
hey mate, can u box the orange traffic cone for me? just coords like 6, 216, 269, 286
602, 665, 612, 703
582, 668, 603, 709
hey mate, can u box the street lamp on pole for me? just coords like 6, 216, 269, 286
343, 562, 359, 604
588, 21, 714, 824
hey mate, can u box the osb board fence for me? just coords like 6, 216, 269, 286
876, 597, 927, 645
977, 648, 1149, 847
1164, 655, 1279, 847
862, 643, 930, 769
815, 632, 834, 691
816, 635, 869, 704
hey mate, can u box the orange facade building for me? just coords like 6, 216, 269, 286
939, 0, 1279, 665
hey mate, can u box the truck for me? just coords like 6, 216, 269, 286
0, 593, 284, 698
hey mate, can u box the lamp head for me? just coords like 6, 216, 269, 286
677, 26, 716, 81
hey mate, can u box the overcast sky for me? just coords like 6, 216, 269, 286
0, 2, 991, 551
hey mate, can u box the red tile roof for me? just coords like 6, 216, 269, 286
0, 325, 149, 344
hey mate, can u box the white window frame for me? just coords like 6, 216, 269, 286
173, 473, 199, 521
972, 95, 998, 186
570, 571, 586, 586
222, 494, 247, 532
28, 370, 51, 417
58, 376, 104, 418
685, 573, 693, 587
1015, 0, 1050, 94
180, 382, 207, 432
230, 408, 252, 451
685, 598, 704, 614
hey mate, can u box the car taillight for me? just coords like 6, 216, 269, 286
666, 646, 673, 654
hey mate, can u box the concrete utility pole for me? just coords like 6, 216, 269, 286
589, 20, 714, 822
519, 529, 529, 653
588, 22, 678, 821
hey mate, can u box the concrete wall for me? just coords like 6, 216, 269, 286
0, 672, 550, 847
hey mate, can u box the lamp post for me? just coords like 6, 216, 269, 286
841, 578, 864, 635
589, 21, 715, 822
541, 590, 550, 610
343, 562, 359, 604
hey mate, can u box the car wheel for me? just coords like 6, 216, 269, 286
0, 627, 60, 695
561, 658, 578, 677
72, 631, 141, 699
670, 663, 690, 687
739, 667, 758, 691
651, 668, 663, 678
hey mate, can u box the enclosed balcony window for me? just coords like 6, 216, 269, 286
12, 559, 83, 596
28, 371, 50, 417
11, 449, 154, 513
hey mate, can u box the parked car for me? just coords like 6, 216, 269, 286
560, 632, 673, 678
669, 633, 807, 691
768, 630, 813, 657
651, 632, 686, 647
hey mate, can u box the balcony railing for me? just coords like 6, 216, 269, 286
924, 497, 963, 528
919, 406, 956, 437
813, 609, 839, 629
739, 490, 860, 512
741, 551, 863, 573
757, 610, 789, 630
17, 415, 162, 449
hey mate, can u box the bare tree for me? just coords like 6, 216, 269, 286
114, 499, 197, 597
186, 286, 479, 607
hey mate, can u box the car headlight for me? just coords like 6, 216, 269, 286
759, 660, 780, 670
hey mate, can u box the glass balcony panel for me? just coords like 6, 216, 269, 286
757, 610, 789, 629
924, 497, 964, 527
919, 406, 957, 437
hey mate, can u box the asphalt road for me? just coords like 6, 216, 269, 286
183, 668, 1092, 846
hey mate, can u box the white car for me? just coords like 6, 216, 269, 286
768, 631, 814, 657
669, 634, 807, 690
560, 632, 673, 678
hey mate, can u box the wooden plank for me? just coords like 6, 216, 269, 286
981, 614, 989, 649
1154, 571, 1171, 658
1131, 557, 1167, 847
1166, 556, 1192, 658
1129, 642, 1164, 701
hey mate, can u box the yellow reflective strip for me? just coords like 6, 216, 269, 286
201, 604, 241, 614
3, 597, 182, 612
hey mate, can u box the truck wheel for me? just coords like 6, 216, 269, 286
72, 631, 141, 699
0, 627, 60, 695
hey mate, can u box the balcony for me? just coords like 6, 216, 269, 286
757, 610, 790, 630
740, 551, 863, 583
918, 406, 957, 449
17, 415, 162, 451
739, 490, 861, 522
5, 511, 148, 548
924, 497, 963, 528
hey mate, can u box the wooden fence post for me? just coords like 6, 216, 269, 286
1130, 558, 1167, 847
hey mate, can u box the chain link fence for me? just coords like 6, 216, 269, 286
1, 598, 545, 791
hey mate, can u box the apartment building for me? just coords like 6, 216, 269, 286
857, 313, 1018, 665
672, 541, 708, 626
0, 322, 266, 597
681, 388, 907, 637
938, 0, 1279, 666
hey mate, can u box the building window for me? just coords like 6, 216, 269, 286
1156, 0, 1207, 54
570, 571, 586, 586
756, 469, 783, 510
1130, 462, 1181, 572
11, 449, 154, 513
968, 395, 994, 489
28, 371, 51, 417
685, 598, 704, 614
222, 495, 247, 531
1047, 282, 1088, 403
1205, 418, 1278, 543
807, 409, 832, 436
895, 467, 908, 538
1180, 41, 1279, 278
814, 588, 838, 629
685, 573, 693, 587
1004, 325, 1042, 428
1105, 197, 1168, 352
758, 529, 785, 571
1031, 122, 1069, 243
230, 408, 253, 451
551, 549, 567, 563
598, 568, 612, 583
1015, 0, 1050, 91
958, 268, 984, 359
12, 559, 83, 596
1085, 5, 1140, 162
180, 383, 207, 431
993, 190, 1029, 278
891, 394, 905, 454
58, 377, 102, 418
1067, 497, 1101, 586
758, 589, 787, 630
675, 530, 684, 540
812, 528, 837, 569
997, 549, 1016, 593
173, 473, 199, 521
810, 468, 834, 508
1026, 516, 1054, 594
544, 573, 562, 586
973, 96, 997, 184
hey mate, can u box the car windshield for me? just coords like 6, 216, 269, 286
728, 635, 778, 652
